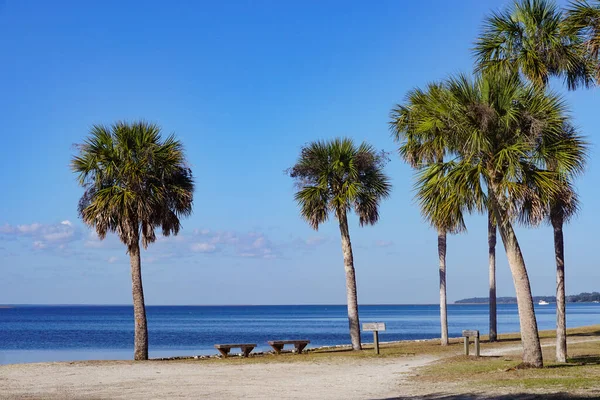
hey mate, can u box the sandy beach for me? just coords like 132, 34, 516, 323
0, 354, 438, 399
3, 334, 600, 400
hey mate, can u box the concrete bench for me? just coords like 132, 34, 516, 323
462, 330, 480, 357
268, 340, 310, 354
214, 343, 257, 358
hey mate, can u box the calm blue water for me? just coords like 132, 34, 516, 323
0, 303, 598, 364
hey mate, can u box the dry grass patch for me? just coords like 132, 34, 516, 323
157, 325, 600, 366
155, 337, 466, 366
411, 326, 600, 394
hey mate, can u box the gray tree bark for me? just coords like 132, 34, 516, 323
489, 187, 543, 367
438, 230, 449, 346
129, 242, 149, 361
488, 212, 498, 342
553, 216, 567, 363
338, 210, 362, 351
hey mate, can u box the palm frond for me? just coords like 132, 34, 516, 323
71, 121, 195, 250
474, 0, 595, 90
393, 69, 587, 232
289, 138, 391, 230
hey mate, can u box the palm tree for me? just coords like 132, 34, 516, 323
288, 138, 391, 350
564, 0, 600, 83
390, 84, 470, 346
416, 164, 472, 346
475, 0, 591, 359
391, 84, 500, 344
520, 124, 587, 362
419, 72, 571, 367
550, 183, 580, 362
71, 121, 194, 360
474, 0, 593, 90
488, 213, 498, 342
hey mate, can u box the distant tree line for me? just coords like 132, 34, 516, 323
456, 292, 600, 304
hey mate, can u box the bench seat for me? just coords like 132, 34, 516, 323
214, 343, 257, 358
268, 340, 310, 354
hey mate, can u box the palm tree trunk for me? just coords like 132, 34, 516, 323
553, 216, 567, 363
338, 210, 362, 351
488, 212, 498, 342
438, 229, 449, 346
489, 188, 543, 367
130, 242, 149, 360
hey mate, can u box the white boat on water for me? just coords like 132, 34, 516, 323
538, 300, 549, 305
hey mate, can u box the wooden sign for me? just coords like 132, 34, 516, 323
363, 322, 386, 331
461, 330, 481, 357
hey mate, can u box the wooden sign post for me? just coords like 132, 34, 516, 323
462, 329, 480, 357
362, 322, 386, 354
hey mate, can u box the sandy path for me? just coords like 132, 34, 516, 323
4, 337, 599, 399
482, 336, 600, 357
0, 355, 439, 400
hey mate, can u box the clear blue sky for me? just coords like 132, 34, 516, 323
1, 0, 598, 305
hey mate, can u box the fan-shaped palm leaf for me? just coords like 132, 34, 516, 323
474, 0, 594, 89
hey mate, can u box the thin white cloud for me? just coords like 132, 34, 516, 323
209, 231, 240, 245
190, 242, 217, 253
189, 230, 276, 258
84, 231, 121, 249
43, 231, 75, 242
305, 236, 328, 246
374, 240, 393, 248
33, 241, 47, 249
1, 221, 323, 262
0, 221, 80, 250
17, 223, 42, 234
251, 236, 266, 248
235, 232, 276, 258
285, 235, 330, 253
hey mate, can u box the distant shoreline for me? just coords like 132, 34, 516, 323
456, 292, 600, 304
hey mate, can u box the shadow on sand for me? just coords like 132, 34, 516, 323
569, 330, 600, 338
376, 393, 600, 399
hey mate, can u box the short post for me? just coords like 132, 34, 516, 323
362, 322, 386, 355
462, 330, 480, 357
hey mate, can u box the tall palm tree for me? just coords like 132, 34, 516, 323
390, 83, 470, 346
488, 213, 498, 342
289, 138, 391, 350
549, 184, 579, 363
475, 0, 591, 359
391, 85, 501, 345
474, 0, 593, 90
71, 121, 194, 360
418, 72, 571, 367
520, 124, 587, 362
415, 164, 472, 346
564, 0, 600, 83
